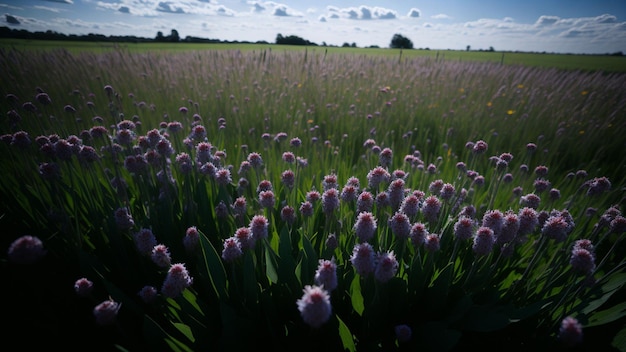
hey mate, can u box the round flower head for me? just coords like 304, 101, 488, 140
93, 299, 121, 326
472, 140, 488, 154
183, 226, 200, 253
424, 233, 440, 252
410, 222, 428, 248
281, 169, 295, 190
422, 195, 441, 224
570, 248, 595, 275
518, 207, 539, 236
258, 190, 276, 209
520, 193, 541, 209
299, 201, 314, 218
379, 147, 393, 168
74, 278, 94, 297
366, 166, 390, 190
482, 210, 504, 237
138, 285, 158, 304
234, 226, 255, 250
350, 242, 376, 276
325, 233, 338, 251
249, 214, 269, 240
387, 178, 406, 211
354, 211, 377, 242
114, 207, 135, 230
161, 263, 193, 299
497, 212, 520, 245
395, 324, 412, 343
541, 215, 571, 243
133, 228, 157, 255
454, 216, 475, 241
559, 316, 583, 347
314, 258, 338, 291
472, 227, 495, 256
322, 173, 338, 191
340, 184, 358, 203
400, 194, 420, 218
389, 211, 411, 240
321, 188, 340, 214
7, 235, 47, 264
221, 237, 243, 263
357, 191, 374, 213
151, 244, 172, 268
280, 205, 296, 225
297, 285, 332, 329
374, 250, 399, 283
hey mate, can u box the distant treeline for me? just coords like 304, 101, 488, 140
0, 26, 269, 45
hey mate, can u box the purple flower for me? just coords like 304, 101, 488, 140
93, 299, 121, 325
410, 222, 428, 248
74, 278, 94, 297
322, 173, 338, 191
183, 226, 200, 253
221, 237, 243, 263
350, 242, 376, 276
424, 233, 440, 252
161, 263, 193, 299
357, 191, 374, 213
379, 147, 393, 168
497, 212, 520, 245
541, 215, 571, 242
280, 205, 296, 224
400, 194, 420, 218
518, 207, 539, 236
520, 193, 541, 209
570, 248, 595, 275
7, 235, 47, 264
325, 233, 338, 251
321, 188, 340, 214
215, 168, 232, 186
314, 259, 338, 291
249, 215, 269, 240
422, 195, 441, 224
389, 212, 411, 240
77, 145, 100, 164
482, 209, 504, 237
374, 250, 399, 283
366, 166, 390, 190
133, 228, 157, 255
395, 324, 412, 343
299, 201, 314, 218
354, 212, 377, 242
472, 227, 495, 256
296, 285, 332, 329
340, 184, 358, 203
559, 316, 583, 347
387, 178, 406, 211
259, 190, 276, 209
454, 216, 475, 241
151, 244, 172, 268
281, 169, 296, 190
472, 140, 488, 154
234, 227, 256, 249
138, 286, 158, 304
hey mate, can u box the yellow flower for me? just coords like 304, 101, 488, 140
307, 119, 313, 124
487, 101, 493, 107
507, 110, 515, 115
579, 130, 585, 135
517, 84, 524, 89
581, 90, 589, 95
458, 88, 465, 93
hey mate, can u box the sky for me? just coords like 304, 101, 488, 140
2, 0, 626, 54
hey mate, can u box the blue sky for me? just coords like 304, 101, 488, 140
2, 0, 626, 53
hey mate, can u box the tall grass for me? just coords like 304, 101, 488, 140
1, 47, 625, 351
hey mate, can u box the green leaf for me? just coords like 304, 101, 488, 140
337, 314, 356, 352
582, 272, 626, 316
587, 301, 626, 327
143, 315, 193, 352
172, 323, 195, 343
611, 324, 626, 351
243, 251, 260, 307
278, 224, 298, 287
461, 304, 516, 332
350, 275, 364, 316
198, 230, 228, 300
264, 240, 279, 284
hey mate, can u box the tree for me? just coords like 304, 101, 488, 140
156, 31, 164, 42
390, 34, 413, 49
170, 29, 180, 42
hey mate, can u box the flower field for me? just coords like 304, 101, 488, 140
1, 46, 625, 351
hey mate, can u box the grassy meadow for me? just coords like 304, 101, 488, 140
1, 43, 625, 351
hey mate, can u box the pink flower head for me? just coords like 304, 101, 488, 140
161, 263, 193, 299
74, 278, 94, 297
296, 285, 332, 329
221, 237, 243, 263
472, 227, 495, 256
133, 228, 157, 255
249, 214, 269, 240
314, 258, 338, 291
93, 299, 121, 326
151, 244, 172, 268
559, 316, 583, 347
350, 242, 376, 276
374, 250, 398, 283
7, 235, 46, 264
354, 212, 377, 242
389, 211, 411, 240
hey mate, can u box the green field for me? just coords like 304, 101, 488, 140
2, 38, 626, 73
1, 43, 625, 351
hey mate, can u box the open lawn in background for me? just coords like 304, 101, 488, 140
1, 44, 625, 351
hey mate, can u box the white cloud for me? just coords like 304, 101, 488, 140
408, 8, 420, 18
